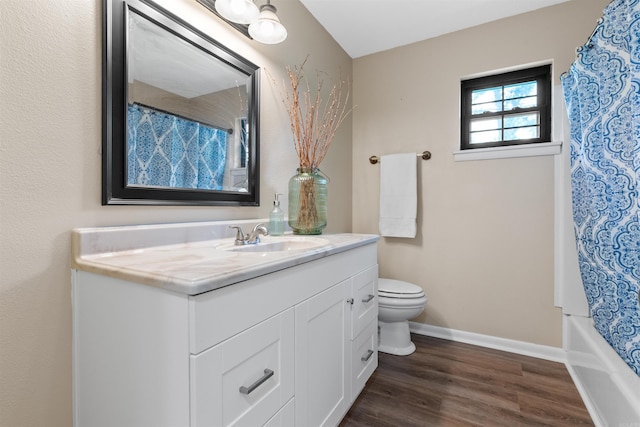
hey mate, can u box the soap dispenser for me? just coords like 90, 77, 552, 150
269, 193, 285, 236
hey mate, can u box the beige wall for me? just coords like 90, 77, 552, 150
0, 0, 351, 425
352, 0, 609, 347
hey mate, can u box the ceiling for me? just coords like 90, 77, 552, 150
130, 10, 246, 98
298, 0, 571, 58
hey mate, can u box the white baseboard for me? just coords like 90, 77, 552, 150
409, 321, 567, 363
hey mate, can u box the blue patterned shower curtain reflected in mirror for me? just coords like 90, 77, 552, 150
127, 103, 228, 190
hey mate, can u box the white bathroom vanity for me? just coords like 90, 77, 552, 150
71, 220, 379, 427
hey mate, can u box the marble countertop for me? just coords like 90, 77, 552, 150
71, 220, 378, 295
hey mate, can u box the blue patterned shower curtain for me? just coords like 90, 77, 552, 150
127, 103, 228, 190
561, 0, 640, 376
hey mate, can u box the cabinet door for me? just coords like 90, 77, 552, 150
350, 266, 378, 339
190, 309, 294, 427
295, 280, 350, 427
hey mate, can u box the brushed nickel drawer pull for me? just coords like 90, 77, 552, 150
239, 369, 274, 395
361, 349, 374, 362
362, 294, 374, 303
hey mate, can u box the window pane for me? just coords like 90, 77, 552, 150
470, 130, 501, 144
472, 87, 501, 103
504, 96, 537, 110
504, 112, 539, 128
504, 81, 536, 99
471, 117, 502, 132
461, 65, 550, 150
504, 126, 539, 141
472, 101, 502, 115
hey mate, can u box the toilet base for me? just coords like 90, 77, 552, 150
378, 319, 416, 356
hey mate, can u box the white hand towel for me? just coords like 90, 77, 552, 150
379, 153, 417, 238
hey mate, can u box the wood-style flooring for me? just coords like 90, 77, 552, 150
340, 334, 593, 427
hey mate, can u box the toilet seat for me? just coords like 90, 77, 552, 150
378, 278, 425, 299
378, 295, 427, 309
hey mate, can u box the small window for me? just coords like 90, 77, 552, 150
460, 65, 551, 150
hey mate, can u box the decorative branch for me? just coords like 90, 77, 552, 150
272, 56, 353, 170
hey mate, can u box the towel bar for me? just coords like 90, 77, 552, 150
369, 151, 431, 165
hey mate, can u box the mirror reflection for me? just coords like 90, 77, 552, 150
103, 0, 260, 205
127, 10, 249, 192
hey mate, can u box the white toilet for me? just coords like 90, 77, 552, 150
377, 278, 427, 356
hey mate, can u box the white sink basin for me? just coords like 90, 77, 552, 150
219, 236, 330, 253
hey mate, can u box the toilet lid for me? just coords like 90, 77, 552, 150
378, 278, 425, 299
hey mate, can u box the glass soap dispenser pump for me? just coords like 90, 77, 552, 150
269, 193, 285, 236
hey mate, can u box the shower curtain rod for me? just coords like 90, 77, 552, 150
584, 18, 604, 48
369, 150, 431, 165
132, 102, 234, 134
561, 18, 604, 78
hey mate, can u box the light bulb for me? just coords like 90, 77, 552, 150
215, 0, 259, 25
248, 2, 287, 44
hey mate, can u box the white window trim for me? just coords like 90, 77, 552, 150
453, 140, 562, 162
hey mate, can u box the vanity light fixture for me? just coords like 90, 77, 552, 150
202, 0, 287, 44
214, 0, 259, 24
248, 0, 287, 44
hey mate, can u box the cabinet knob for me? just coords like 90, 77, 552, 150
346, 298, 354, 305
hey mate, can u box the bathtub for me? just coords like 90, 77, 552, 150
565, 314, 640, 426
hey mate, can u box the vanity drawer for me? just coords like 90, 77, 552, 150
190, 308, 294, 427
351, 319, 378, 400
350, 265, 378, 339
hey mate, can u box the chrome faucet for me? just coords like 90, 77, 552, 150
247, 223, 269, 244
229, 223, 269, 245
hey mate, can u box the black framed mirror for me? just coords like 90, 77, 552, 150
103, 0, 260, 205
